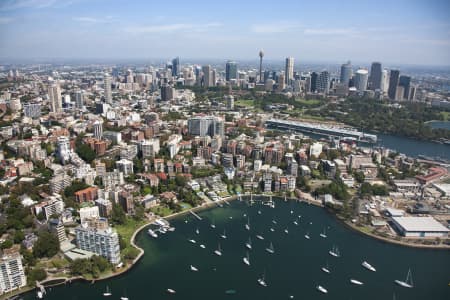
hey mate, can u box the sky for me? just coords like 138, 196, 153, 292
0, 0, 450, 66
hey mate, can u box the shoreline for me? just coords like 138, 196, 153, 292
9, 194, 447, 299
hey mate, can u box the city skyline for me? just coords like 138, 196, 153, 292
0, 0, 449, 66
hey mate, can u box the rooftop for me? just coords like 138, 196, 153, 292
392, 216, 449, 233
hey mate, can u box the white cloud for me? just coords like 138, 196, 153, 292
251, 22, 299, 34
72, 16, 113, 24
0, 0, 59, 10
303, 28, 357, 35
125, 22, 222, 34
0, 17, 13, 24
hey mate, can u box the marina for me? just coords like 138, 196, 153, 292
20, 197, 449, 300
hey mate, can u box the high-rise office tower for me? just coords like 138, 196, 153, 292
277, 74, 286, 91
399, 75, 411, 100
104, 74, 112, 104
93, 120, 103, 140
126, 69, 134, 83
311, 72, 318, 92
225, 61, 238, 81
317, 71, 330, 94
202, 65, 212, 88
259, 50, 264, 83
340, 61, 353, 87
381, 69, 389, 93
57, 136, 71, 164
161, 83, 174, 101
354, 69, 369, 91
48, 83, 62, 113
388, 70, 400, 100
369, 62, 382, 90
285, 57, 294, 85
171, 57, 179, 77
75, 90, 84, 109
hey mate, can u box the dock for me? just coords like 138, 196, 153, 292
189, 210, 202, 220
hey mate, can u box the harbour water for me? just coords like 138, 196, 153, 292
376, 133, 450, 160
22, 198, 449, 300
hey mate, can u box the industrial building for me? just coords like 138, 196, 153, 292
391, 216, 449, 238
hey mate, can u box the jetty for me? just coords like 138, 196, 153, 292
189, 210, 202, 220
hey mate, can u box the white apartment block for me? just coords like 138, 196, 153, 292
0, 251, 26, 294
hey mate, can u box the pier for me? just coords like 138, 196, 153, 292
189, 210, 202, 220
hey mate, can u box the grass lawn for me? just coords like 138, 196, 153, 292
440, 111, 450, 121
114, 218, 148, 246
149, 205, 174, 217
235, 99, 254, 108
296, 98, 322, 106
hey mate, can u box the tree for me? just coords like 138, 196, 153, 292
76, 143, 96, 163
111, 203, 126, 225
354, 171, 365, 183
33, 231, 59, 258
27, 268, 47, 282
175, 174, 187, 187
1, 240, 13, 249
13, 230, 25, 244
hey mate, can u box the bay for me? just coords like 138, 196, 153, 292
22, 198, 449, 300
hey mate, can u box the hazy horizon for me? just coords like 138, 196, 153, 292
1, 0, 450, 66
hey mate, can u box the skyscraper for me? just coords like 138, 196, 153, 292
161, 83, 174, 101
317, 71, 330, 94
388, 70, 400, 100
202, 65, 212, 88
225, 61, 238, 81
93, 120, 103, 140
285, 57, 294, 85
75, 90, 84, 109
48, 83, 62, 113
340, 61, 353, 87
354, 69, 369, 91
399, 75, 411, 100
311, 72, 318, 92
369, 62, 382, 90
171, 57, 180, 77
104, 74, 112, 104
259, 50, 264, 83
381, 69, 389, 93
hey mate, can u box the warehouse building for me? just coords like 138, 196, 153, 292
392, 216, 449, 238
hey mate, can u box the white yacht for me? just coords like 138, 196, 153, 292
270, 228, 275, 232
188, 239, 196, 244
103, 286, 112, 297
293, 220, 298, 226
243, 251, 250, 266
37, 291, 43, 299
329, 245, 340, 257
362, 261, 376, 272
220, 229, 227, 239
214, 243, 222, 256
316, 285, 328, 294
272, 220, 277, 224
257, 272, 267, 287
394, 268, 414, 288
321, 262, 330, 274
147, 229, 158, 238
304, 232, 310, 239
245, 237, 252, 250
245, 217, 250, 231
199, 244, 206, 249
284, 228, 289, 234
167, 289, 176, 294
350, 279, 364, 285
265, 242, 275, 254
256, 234, 264, 240
195, 228, 199, 235
190, 265, 199, 272
319, 228, 327, 238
